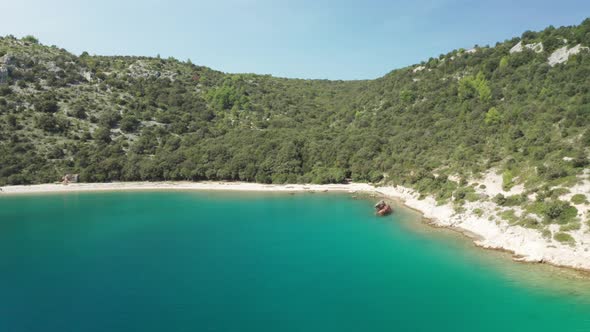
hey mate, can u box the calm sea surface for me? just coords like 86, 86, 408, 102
0, 191, 589, 331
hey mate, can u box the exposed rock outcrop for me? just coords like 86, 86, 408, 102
548, 44, 589, 66
128, 60, 177, 81
0, 54, 13, 65
412, 65, 425, 73
0, 66, 8, 83
509, 41, 543, 54
0, 54, 12, 83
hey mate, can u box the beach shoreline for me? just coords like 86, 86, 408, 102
0, 181, 376, 195
2, 181, 589, 272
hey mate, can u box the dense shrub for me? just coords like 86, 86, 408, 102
553, 232, 575, 245
571, 194, 588, 204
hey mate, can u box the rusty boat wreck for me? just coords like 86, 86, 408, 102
374, 200, 393, 216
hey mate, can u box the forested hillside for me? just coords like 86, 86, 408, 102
1, 19, 589, 203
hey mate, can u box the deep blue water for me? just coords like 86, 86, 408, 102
0, 191, 589, 331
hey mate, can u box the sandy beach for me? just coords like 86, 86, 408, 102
1, 180, 589, 272
0, 181, 375, 194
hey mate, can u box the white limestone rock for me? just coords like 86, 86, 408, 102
548, 44, 589, 66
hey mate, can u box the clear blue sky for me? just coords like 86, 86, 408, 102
3, 0, 589, 79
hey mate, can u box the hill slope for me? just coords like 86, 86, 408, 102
1, 20, 590, 243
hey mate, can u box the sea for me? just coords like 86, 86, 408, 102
1, 191, 589, 331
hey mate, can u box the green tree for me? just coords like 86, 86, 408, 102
68, 105, 87, 119
0, 86, 12, 96
94, 126, 112, 143
99, 111, 121, 128
499, 56, 509, 69
484, 107, 502, 125
475, 72, 491, 102
399, 90, 416, 103
22, 35, 39, 44
6, 114, 17, 128
120, 115, 140, 133
458, 76, 477, 100
458, 72, 491, 102
36, 98, 59, 113
35, 114, 69, 133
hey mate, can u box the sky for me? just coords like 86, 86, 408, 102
2, 0, 590, 80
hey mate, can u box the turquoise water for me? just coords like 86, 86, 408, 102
1, 191, 590, 331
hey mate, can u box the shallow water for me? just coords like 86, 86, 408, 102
0, 191, 589, 331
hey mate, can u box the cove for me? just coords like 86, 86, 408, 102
0, 191, 589, 332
